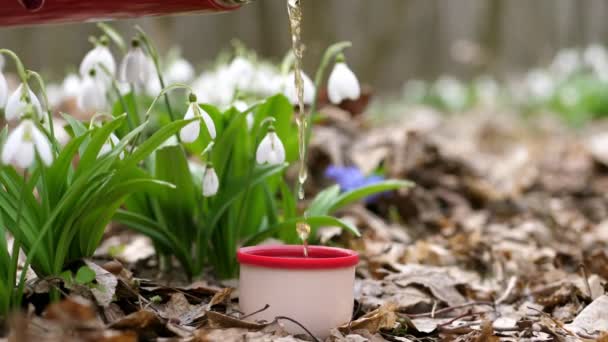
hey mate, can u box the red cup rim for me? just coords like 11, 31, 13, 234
237, 245, 359, 269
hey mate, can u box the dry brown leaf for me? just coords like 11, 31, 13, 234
386, 264, 473, 306
339, 303, 397, 334
205, 310, 270, 330
43, 296, 98, 325
159, 292, 206, 325
207, 288, 233, 309
474, 320, 499, 342
85, 260, 118, 307
566, 295, 608, 336
108, 310, 163, 331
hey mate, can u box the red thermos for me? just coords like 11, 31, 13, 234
0, 0, 249, 26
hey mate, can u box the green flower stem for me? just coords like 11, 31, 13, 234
98, 64, 137, 131
97, 22, 127, 54
26, 70, 59, 153
135, 26, 176, 122
294, 41, 351, 198
0, 49, 37, 122
0, 49, 29, 85
128, 83, 194, 154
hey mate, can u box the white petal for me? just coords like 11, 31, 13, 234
202, 168, 219, 197
62, 73, 82, 97
166, 58, 195, 84
269, 132, 286, 164
98, 143, 112, 157
1, 122, 25, 165
80, 46, 116, 86
31, 125, 53, 166
15, 142, 34, 169
5, 85, 41, 121
256, 134, 272, 164
233, 100, 248, 112
77, 77, 106, 112
180, 104, 200, 143
120, 48, 150, 85
199, 107, 216, 139
0, 72, 7, 108
284, 71, 315, 106
328, 62, 360, 104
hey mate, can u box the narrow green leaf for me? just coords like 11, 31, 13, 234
331, 180, 414, 212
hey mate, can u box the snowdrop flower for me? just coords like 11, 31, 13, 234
2, 120, 53, 168
284, 71, 315, 106
0, 71, 7, 109
119, 40, 150, 85
46, 119, 70, 147
434, 77, 468, 111
80, 40, 116, 86
5, 84, 43, 122
228, 56, 256, 89
550, 49, 580, 77
327, 58, 361, 104
526, 69, 554, 100
61, 73, 82, 98
0, 55, 4, 70
77, 70, 107, 112
180, 94, 216, 143
166, 58, 195, 84
256, 128, 285, 165
202, 164, 219, 197
98, 133, 123, 159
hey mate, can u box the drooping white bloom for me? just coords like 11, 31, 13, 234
80, 44, 116, 86
180, 101, 217, 143
119, 44, 151, 85
44, 118, 70, 147
98, 133, 123, 159
0, 55, 4, 71
202, 165, 219, 197
0, 71, 7, 109
256, 130, 285, 165
526, 69, 554, 100
284, 71, 315, 106
5, 84, 43, 122
166, 58, 195, 84
327, 62, 361, 104
77, 74, 107, 112
228, 56, 256, 89
61, 73, 82, 98
2, 120, 53, 168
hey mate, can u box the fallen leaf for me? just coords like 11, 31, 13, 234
566, 295, 608, 336
207, 288, 234, 309
206, 311, 270, 330
85, 260, 118, 307
339, 303, 397, 334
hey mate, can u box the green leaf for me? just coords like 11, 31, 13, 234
305, 185, 341, 217
331, 180, 414, 212
75, 265, 96, 285
123, 119, 194, 168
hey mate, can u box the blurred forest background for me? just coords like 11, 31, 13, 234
0, 0, 607, 91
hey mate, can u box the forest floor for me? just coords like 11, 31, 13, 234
4, 104, 608, 342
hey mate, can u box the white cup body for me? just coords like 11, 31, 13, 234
239, 264, 355, 338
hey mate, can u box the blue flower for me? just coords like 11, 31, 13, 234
324, 165, 385, 203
